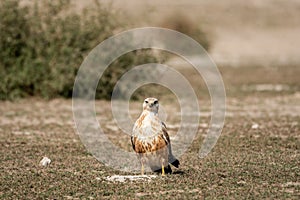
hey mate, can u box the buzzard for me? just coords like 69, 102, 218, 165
131, 97, 179, 176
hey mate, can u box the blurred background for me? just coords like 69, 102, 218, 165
1, 0, 299, 100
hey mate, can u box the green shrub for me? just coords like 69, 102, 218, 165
0, 0, 157, 100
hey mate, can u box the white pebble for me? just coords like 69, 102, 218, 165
40, 157, 51, 167
251, 123, 259, 129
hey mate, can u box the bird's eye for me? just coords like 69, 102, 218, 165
145, 100, 148, 103
154, 100, 158, 104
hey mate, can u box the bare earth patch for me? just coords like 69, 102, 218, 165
104, 175, 157, 183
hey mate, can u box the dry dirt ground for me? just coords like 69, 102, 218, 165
0, 65, 299, 199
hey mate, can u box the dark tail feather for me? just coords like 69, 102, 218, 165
168, 142, 180, 168
170, 158, 180, 168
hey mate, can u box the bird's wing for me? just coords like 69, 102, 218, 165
131, 135, 136, 151
131, 119, 141, 152
161, 121, 170, 144
161, 121, 180, 167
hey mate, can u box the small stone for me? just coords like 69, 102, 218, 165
40, 157, 51, 167
251, 123, 259, 129
237, 180, 246, 185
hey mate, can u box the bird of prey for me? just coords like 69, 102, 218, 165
131, 97, 179, 176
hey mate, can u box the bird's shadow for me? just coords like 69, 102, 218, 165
152, 169, 185, 176
172, 170, 185, 175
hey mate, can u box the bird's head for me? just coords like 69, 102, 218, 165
143, 97, 159, 113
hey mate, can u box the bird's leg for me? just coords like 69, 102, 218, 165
161, 158, 165, 176
141, 164, 144, 175
141, 157, 145, 175
161, 165, 165, 176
